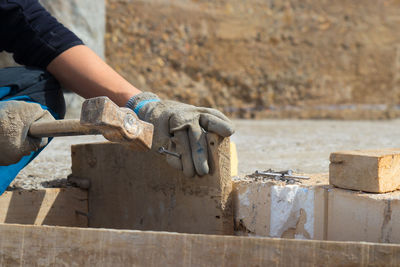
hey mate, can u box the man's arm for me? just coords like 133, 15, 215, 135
0, 0, 140, 106
47, 45, 141, 107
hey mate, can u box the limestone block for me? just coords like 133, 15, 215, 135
233, 179, 325, 240
327, 187, 400, 243
230, 142, 238, 177
71, 134, 233, 235
0, 188, 87, 227
330, 149, 400, 193
233, 174, 400, 244
2, 224, 400, 266
233, 181, 271, 236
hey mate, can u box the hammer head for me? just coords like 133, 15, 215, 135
80, 97, 153, 151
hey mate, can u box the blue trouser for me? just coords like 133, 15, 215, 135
0, 67, 65, 194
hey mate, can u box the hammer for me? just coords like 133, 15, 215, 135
28, 96, 154, 151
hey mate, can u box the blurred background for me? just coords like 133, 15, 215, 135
105, 0, 400, 120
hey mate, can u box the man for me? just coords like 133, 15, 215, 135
0, 0, 234, 194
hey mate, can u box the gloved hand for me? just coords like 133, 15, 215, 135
126, 92, 235, 177
0, 101, 54, 166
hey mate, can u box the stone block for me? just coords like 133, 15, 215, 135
230, 142, 238, 177
71, 134, 233, 235
2, 224, 400, 266
327, 187, 400, 243
330, 149, 400, 193
233, 178, 325, 240
233, 174, 400, 244
233, 180, 271, 236
0, 188, 87, 227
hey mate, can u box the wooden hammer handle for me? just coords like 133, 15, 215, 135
29, 119, 100, 138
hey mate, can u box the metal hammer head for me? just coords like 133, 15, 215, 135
80, 97, 153, 151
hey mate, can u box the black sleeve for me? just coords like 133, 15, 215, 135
0, 0, 84, 68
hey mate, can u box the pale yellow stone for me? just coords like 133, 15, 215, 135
327, 187, 400, 243
230, 142, 238, 177
233, 174, 400, 244
330, 149, 400, 193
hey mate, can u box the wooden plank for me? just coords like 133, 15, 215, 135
0, 223, 400, 266
330, 149, 400, 193
0, 188, 88, 227
71, 134, 233, 235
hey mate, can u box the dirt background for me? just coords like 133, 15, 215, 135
106, 0, 400, 119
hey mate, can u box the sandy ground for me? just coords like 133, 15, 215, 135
10, 119, 400, 189
11, 135, 106, 189
231, 119, 400, 175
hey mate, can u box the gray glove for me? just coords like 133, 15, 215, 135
0, 101, 54, 166
126, 92, 235, 177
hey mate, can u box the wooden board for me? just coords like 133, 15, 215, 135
330, 149, 400, 193
0, 188, 87, 227
0, 223, 399, 266
71, 134, 233, 235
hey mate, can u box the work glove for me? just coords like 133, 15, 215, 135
0, 101, 54, 166
126, 92, 235, 177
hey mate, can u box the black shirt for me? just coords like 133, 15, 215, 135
0, 0, 83, 69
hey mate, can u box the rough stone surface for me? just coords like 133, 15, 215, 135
327, 187, 400, 243
330, 149, 400, 193
233, 175, 400, 244
10, 135, 105, 190
233, 174, 327, 240
70, 134, 233, 235
2, 224, 400, 267
106, 0, 400, 119
0, 188, 88, 227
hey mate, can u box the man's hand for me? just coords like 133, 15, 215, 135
126, 92, 235, 177
0, 101, 54, 166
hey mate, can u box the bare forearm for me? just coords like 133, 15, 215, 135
47, 45, 141, 107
